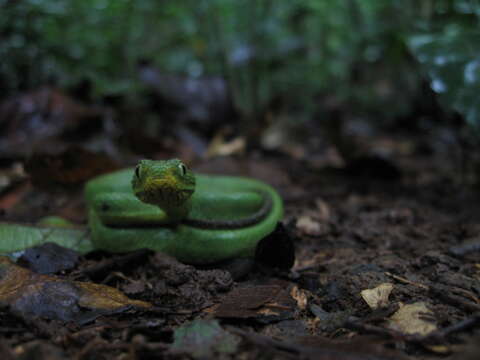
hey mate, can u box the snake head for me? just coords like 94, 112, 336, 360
131, 159, 195, 208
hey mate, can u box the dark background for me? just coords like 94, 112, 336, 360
1, 0, 479, 173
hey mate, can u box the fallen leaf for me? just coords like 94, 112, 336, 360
75, 282, 150, 310
260, 114, 308, 159
214, 285, 295, 320
388, 302, 436, 335
0, 181, 31, 212
296, 215, 324, 236
290, 286, 308, 311
170, 319, 240, 359
19, 242, 79, 274
0, 256, 151, 322
0, 162, 26, 192
12, 341, 65, 359
214, 285, 281, 318
315, 198, 331, 222
206, 132, 245, 158
361, 283, 394, 310
0, 223, 93, 255
426, 345, 451, 354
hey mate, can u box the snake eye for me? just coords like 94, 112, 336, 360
134, 165, 141, 178
179, 163, 187, 176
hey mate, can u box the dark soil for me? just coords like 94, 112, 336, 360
0, 88, 479, 360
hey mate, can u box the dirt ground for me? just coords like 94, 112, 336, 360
0, 88, 479, 360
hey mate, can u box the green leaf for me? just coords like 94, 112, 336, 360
171, 319, 240, 359
409, 21, 480, 128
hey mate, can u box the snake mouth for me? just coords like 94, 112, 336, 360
135, 188, 194, 206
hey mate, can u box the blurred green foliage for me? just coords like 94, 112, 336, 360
0, 0, 478, 127
408, 0, 480, 129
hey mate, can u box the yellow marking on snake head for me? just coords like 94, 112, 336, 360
144, 170, 179, 192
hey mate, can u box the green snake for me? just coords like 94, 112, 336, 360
0, 159, 283, 264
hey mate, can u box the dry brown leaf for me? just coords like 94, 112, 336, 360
214, 285, 294, 320
257, 307, 281, 316
426, 345, 451, 354
315, 198, 331, 222
205, 132, 245, 158
290, 285, 308, 311
388, 302, 436, 336
0, 256, 151, 322
360, 283, 394, 310
296, 215, 323, 236
76, 282, 150, 310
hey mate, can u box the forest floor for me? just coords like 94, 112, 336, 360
0, 86, 479, 360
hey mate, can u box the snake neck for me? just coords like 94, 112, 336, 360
162, 198, 192, 222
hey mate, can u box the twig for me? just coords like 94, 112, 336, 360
345, 318, 407, 341
450, 287, 480, 305
449, 239, 480, 257
384, 272, 429, 290
385, 272, 480, 314
429, 286, 480, 313
75, 249, 151, 280
346, 313, 480, 345
435, 313, 480, 338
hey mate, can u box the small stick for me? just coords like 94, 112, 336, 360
346, 313, 480, 344
449, 240, 480, 257
384, 272, 429, 290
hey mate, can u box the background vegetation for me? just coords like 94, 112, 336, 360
0, 0, 479, 131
